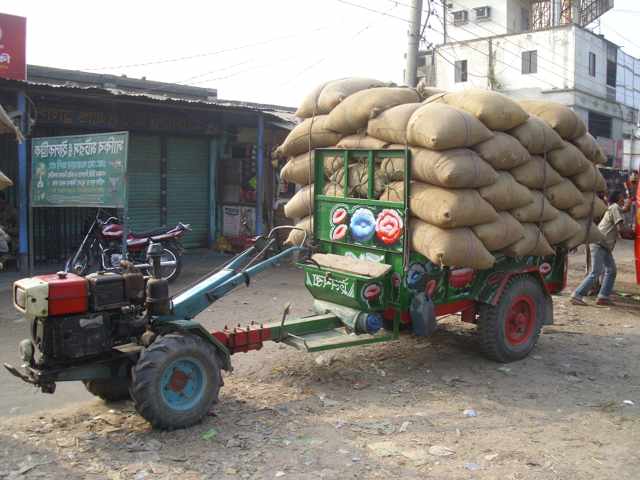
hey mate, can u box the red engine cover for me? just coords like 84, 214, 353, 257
35, 272, 89, 316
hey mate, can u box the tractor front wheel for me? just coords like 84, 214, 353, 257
477, 276, 545, 362
130, 333, 222, 430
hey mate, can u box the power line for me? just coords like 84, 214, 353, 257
334, 0, 412, 24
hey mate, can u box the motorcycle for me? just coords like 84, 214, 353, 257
65, 210, 190, 282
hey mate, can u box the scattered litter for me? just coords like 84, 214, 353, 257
463, 408, 477, 418
441, 375, 465, 386
497, 367, 511, 374
484, 453, 499, 461
399, 421, 410, 432
318, 394, 339, 407
428, 445, 455, 457
351, 421, 395, 435
314, 353, 335, 367
201, 428, 218, 440
623, 400, 635, 406
335, 419, 347, 429
338, 449, 349, 455
532, 355, 542, 360
464, 462, 481, 471
275, 472, 286, 478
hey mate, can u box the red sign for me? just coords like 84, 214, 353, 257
0, 13, 26, 81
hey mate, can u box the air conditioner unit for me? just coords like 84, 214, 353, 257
475, 6, 491, 21
452, 10, 469, 25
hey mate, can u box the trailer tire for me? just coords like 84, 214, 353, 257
477, 275, 544, 363
130, 333, 222, 430
83, 378, 131, 402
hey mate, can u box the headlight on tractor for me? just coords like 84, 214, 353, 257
14, 286, 26, 310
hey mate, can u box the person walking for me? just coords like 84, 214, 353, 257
571, 190, 630, 307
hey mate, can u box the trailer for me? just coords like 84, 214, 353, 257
5, 149, 567, 429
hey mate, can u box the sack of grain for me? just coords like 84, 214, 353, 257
510, 155, 563, 189
479, 171, 534, 211
407, 103, 493, 150
336, 134, 389, 149
333, 163, 387, 198
572, 133, 606, 164
410, 147, 497, 189
378, 148, 407, 182
547, 142, 591, 177
428, 89, 529, 131
508, 116, 564, 154
566, 218, 607, 249
325, 87, 420, 134
544, 179, 584, 210
284, 184, 314, 219
411, 219, 495, 269
472, 212, 525, 251
503, 223, 555, 257
519, 100, 587, 140
366, 103, 421, 144
280, 151, 344, 185
276, 116, 343, 158
571, 165, 606, 192
0, 171, 13, 190
295, 81, 332, 118
511, 191, 559, 223
285, 216, 313, 246
323, 182, 344, 197
416, 80, 445, 101
317, 78, 391, 115
382, 181, 498, 228
568, 191, 607, 220
472, 132, 531, 170
542, 211, 582, 245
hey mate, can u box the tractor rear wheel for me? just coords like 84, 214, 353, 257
477, 276, 545, 363
83, 378, 131, 402
130, 333, 222, 430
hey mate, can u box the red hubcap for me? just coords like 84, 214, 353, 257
504, 295, 536, 346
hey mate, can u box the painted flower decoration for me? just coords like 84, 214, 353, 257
331, 224, 348, 241
332, 207, 348, 225
350, 208, 376, 242
375, 209, 404, 245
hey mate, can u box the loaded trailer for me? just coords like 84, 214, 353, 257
5, 149, 566, 429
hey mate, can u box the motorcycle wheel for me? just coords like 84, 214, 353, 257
65, 249, 90, 276
156, 246, 182, 283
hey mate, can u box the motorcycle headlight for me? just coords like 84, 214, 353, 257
14, 286, 26, 310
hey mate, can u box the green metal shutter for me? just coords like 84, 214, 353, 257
167, 137, 209, 248
127, 134, 161, 233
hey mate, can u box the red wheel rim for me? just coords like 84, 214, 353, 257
504, 295, 536, 346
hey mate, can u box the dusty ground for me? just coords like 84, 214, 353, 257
0, 242, 639, 479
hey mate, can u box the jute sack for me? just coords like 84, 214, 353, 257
284, 184, 314, 219
427, 89, 529, 131
508, 116, 564, 154
542, 211, 582, 245
572, 133, 606, 164
324, 182, 344, 197
336, 134, 389, 149
0, 171, 12, 190
547, 142, 591, 177
382, 181, 498, 228
316, 78, 390, 114
280, 151, 343, 185
332, 163, 387, 198
410, 147, 497, 189
479, 171, 534, 211
472, 212, 525, 251
366, 103, 421, 144
473, 132, 531, 170
568, 191, 607, 220
411, 219, 495, 269
325, 87, 420, 134
519, 100, 587, 140
566, 218, 607, 249
276, 116, 343, 158
511, 191, 559, 223
416, 80, 445, 101
503, 223, 555, 257
545, 179, 584, 210
285, 216, 313, 246
510, 155, 563, 189
407, 103, 493, 150
295, 80, 332, 118
379, 147, 406, 182
571, 165, 606, 192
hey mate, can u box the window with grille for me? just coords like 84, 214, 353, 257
455, 60, 468, 83
474, 6, 491, 20
606, 60, 616, 87
452, 10, 468, 25
589, 52, 596, 77
522, 50, 537, 74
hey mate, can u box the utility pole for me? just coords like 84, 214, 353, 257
406, 0, 423, 87
442, 0, 448, 44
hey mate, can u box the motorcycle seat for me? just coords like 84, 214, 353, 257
130, 226, 175, 238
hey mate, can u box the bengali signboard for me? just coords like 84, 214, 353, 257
0, 13, 26, 81
31, 132, 128, 207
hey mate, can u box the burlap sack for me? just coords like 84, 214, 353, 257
508, 116, 564, 154
410, 147, 497, 189
285, 216, 313, 246
382, 181, 498, 228
566, 218, 607, 249
511, 191, 559, 223
280, 151, 343, 185
572, 165, 606, 192
284, 184, 314, 219
510, 155, 563, 189
379, 149, 406, 182
0, 171, 12, 190
325, 87, 420, 134
472, 132, 531, 170
324, 182, 344, 197
416, 80, 445, 101
333, 163, 386, 198
503, 223, 555, 257
479, 171, 534, 211
317, 78, 390, 114
472, 212, 525, 251
572, 133, 605, 163
276, 116, 343, 158
336, 134, 389, 149
519, 100, 587, 140
411, 219, 495, 269
542, 212, 582, 245
547, 142, 591, 177
366, 103, 421, 144
407, 103, 493, 150
428, 89, 529, 131
544, 179, 584, 210
295, 80, 331, 118
568, 191, 607, 220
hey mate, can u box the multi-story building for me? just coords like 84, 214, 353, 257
420, 0, 640, 170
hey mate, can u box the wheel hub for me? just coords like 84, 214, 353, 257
505, 295, 536, 346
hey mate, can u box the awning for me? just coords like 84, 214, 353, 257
0, 104, 23, 142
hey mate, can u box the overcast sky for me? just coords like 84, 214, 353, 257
2, 0, 639, 108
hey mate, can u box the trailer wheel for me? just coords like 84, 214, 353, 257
83, 378, 131, 402
477, 276, 544, 363
130, 333, 222, 430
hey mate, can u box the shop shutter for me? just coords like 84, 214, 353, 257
167, 136, 209, 248
127, 134, 161, 233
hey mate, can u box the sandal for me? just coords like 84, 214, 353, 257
570, 297, 588, 306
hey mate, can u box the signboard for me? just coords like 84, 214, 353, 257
0, 13, 26, 81
222, 205, 255, 237
31, 132, 128, 208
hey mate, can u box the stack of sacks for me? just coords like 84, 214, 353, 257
278, 81, 607, 270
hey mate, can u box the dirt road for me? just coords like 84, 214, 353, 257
0, 244, 639, 479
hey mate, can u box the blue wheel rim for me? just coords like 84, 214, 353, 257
160, 357, 206, 411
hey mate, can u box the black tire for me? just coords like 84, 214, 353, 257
130, 333, 222, 430
477, 275, 545, 363
83, 377, 131, 402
